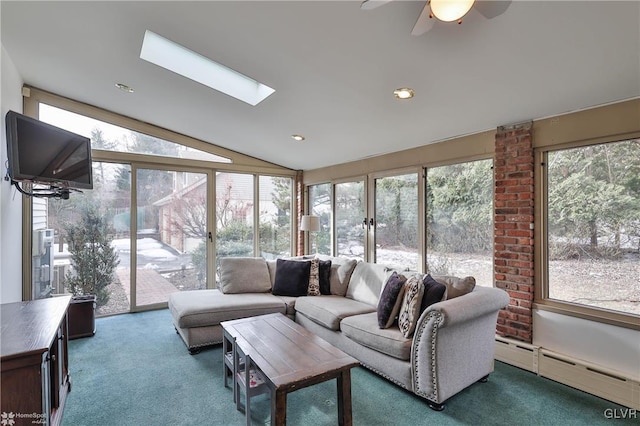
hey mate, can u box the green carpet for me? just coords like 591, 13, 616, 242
62, 309, 634, 425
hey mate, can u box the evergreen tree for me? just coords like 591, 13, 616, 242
64, 205, 119, 307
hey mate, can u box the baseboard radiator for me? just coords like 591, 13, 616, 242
495, 336, 640, 410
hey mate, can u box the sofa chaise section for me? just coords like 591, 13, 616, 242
170, 291, 286, 354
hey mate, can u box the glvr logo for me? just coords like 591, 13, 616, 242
604, 408, 638, 419
0, 412, 15, 426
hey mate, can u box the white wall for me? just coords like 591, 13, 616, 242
534, 309, 640, 378
1, 44, 24, 303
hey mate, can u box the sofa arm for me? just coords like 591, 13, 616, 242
410, 287, 509, 404
426, 286, 510, 328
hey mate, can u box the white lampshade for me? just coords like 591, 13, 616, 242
300, 215, 320, 232
430, 0, 475, 22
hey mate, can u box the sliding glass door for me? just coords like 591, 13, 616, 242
135, 168, 210, 309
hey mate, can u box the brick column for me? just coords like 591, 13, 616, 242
494, 121, 534, 343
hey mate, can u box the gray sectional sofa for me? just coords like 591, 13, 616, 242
168, 255, 509, 410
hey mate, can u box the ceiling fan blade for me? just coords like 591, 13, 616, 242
411, 3, 435, 36
360, 0, 394, 11
474, 0, 512, 19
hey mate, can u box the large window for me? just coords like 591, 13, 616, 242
40, 161, 130, 316
374, 173, 419, 270
335, 181, 366, 259
24, 90, 294, 314
259, 176, 292, 259
545, 139, 640, 316
308, 183, 331, 255
426, 159, 493, 286
216, 173, 254, 258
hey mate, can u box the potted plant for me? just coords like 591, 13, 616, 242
64, 205, 119, 339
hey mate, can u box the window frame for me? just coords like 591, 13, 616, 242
21, 87, 296, 303
534, 138, 640, 330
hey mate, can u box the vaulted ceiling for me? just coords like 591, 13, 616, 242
2, 1, 638, 170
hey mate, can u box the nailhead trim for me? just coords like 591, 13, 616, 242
412, 311, 443, 402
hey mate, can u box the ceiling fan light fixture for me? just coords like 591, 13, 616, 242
430, 0, 476, 22
393, 88, 415, 100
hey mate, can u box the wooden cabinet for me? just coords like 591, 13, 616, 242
1, 296, 71, 426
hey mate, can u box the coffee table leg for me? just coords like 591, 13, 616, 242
337, 370, 353, 426
272, 389, 287, 426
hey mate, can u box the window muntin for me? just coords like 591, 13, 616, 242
546, 139, 640, 316
374, 173, 419, 270
426, 159, 494, 286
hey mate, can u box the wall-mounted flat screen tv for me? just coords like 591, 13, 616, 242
5, 110, 93, 190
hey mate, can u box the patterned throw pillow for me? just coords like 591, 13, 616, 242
308, 258, 320, 296
397, 274, 425, 338
377, 272, 407, 328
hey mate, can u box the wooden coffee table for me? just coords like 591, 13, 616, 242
221, 313, 359, 426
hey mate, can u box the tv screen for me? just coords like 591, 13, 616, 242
5, 110, 93, 190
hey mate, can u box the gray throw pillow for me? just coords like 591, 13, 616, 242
330, 259, 358, 296
433, 275, 476, 300
218, 257, 272, 294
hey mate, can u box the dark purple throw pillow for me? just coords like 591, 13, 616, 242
318, 260, 332, 295
420, 273, 446, 314
377, 272, 408, 328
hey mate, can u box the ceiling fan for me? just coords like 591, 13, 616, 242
361, 0, 512, 36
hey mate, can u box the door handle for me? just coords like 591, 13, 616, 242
208, 232, 213, 242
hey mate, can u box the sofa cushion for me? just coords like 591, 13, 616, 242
295, 296, 376, 331
218, 257, 272, 294
346, 262, 392, 306
433, 275, 476, 300
420, 273, 447, 313
274, 295, 297, 316
377, 272, 407, 328
397, 274, 425, 338
341, 312, 412, 361
168, 289, 285, 328
273, 258, 312, 296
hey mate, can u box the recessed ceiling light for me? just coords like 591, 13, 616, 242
115, 83, 134, 93
140, 30, 275, 106
393, 88, 415, 99
291, 134, 305, 142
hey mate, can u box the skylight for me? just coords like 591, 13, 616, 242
140, 30, 275, 106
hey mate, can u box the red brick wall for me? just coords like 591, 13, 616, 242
494, 121, 534, 343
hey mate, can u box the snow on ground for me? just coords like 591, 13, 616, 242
111, 238, 177, 260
